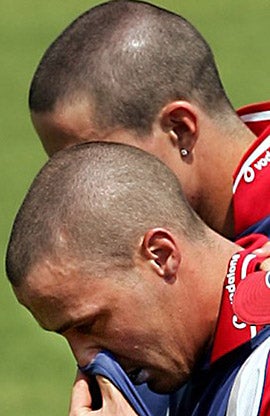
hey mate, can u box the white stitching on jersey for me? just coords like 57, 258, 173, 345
240, 111, 270, 123
233, 135, 270, 193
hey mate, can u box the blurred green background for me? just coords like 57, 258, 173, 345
1, 0, 270, 414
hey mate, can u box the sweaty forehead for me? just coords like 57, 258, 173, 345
13, 259, 89, 331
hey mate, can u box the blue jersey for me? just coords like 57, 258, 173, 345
172, 327, 270, 416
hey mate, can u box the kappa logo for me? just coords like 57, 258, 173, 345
244, 150, 270, 183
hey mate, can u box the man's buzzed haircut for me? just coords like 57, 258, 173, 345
29, 0, 233, 135
6, 142, 207, 287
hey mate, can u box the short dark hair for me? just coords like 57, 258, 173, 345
29, 0, 233, 135
6, 142, 207, 287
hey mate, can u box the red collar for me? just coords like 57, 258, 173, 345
233, 102, 270, 236
237, 101, 270, 137
211, 234, 268, 363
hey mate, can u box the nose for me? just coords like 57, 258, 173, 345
65, 332, 100, 367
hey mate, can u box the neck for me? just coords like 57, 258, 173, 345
195, 115, 257, 238
189, 231, 240, 346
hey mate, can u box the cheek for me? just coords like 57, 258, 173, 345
101, 318, 150, 360
105, 325, 141, 349
100, 286, 165, 356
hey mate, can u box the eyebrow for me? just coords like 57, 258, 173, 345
52, 315, 96, 335
39, 307, 101, 335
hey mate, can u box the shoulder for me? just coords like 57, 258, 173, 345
226, 335, 270, 416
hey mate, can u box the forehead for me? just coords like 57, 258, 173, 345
31, 99, 156, 157
14, 260, 115, 332
31, 99, 98, 156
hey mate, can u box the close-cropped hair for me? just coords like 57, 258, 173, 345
29, 0, 233, 135
6, 142, 207, 287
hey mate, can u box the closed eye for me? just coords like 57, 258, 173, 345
75, 321, 95, 335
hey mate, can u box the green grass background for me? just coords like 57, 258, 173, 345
1, 0, 270, 414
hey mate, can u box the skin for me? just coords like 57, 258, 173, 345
70, 373, 138, 416
31, 98, 256, 239
14, 227, 238, 415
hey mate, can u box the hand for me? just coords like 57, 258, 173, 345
253, 241, 270, 271
69, 370, 138, 416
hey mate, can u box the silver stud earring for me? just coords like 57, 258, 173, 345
180, 148, 189, 157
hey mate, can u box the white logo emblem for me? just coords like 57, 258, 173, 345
244, 150, 270, 183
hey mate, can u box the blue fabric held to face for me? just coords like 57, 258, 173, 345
79, 351, 169, 416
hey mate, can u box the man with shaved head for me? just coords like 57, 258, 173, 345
29, 0, 270, 242
6, 142, 270, 415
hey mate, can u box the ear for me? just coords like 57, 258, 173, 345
141, 228, 181, 283
160, 101, 199, 156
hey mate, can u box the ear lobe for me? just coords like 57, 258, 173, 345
141, 228, 181, 282
160, 101, 198, 155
